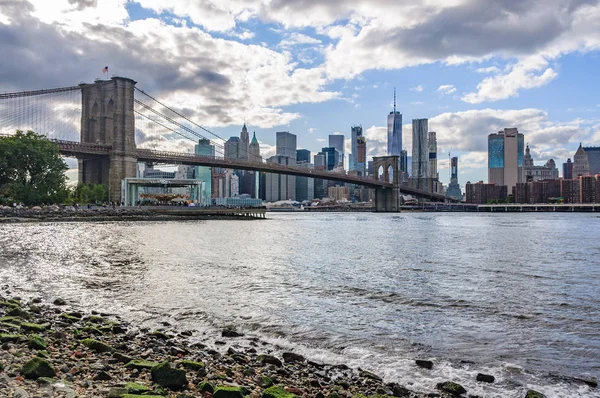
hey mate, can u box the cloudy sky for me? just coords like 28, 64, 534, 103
1, 0, 600, 185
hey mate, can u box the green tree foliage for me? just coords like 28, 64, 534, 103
71, 183, 108, 204
0, 131, 69, 205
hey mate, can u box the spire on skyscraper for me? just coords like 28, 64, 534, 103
393, 87, 396, 113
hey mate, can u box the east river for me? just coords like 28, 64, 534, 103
0, 213, 599, 397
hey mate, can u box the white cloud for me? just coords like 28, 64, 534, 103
475, 66, 500, 74
462, 55, 558, 104
410, 85, 424, 92
437, 84, 456, 95
279, 33, 322, 48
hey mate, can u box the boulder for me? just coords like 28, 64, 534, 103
125, 359, 159, 370
151, 362, 188, 390
198, 382, 215, 393
28, 335, 47, 350
525, 390, 546, 398
53, 298, 66, 306
213, 386, 246, 398
258, 354, 283, 367
282, 352, 305, 363
262, 386, 297, 398
82, 338, 114, 353
222, 329, 244, 338
21, 357, 56, 379
436, 381, 467, 396
476, 373, 495, 383
415, 360, 433, 370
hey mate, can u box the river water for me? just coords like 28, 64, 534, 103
0, 213, 599, 397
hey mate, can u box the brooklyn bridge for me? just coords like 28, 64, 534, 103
0, 76, 453, 211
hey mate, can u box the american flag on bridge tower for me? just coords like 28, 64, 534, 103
102, 66, 108, 75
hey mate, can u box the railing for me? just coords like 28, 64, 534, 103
54, 140, 112, 155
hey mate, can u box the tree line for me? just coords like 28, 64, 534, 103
0, 131, 107, 205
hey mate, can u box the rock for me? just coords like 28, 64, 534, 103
262, 386, 296, 398
391, 384, 411, 397
476, 373, 495, 383
113, 352, 134, 363
13, 387, 29, 398
82, 338, 114, 353
6, 307, 30, 319
214, 386, 246, 398
53, 298, 66, 306
151, 330, 171, 340
258, 375, 274, 388
436, 381, 467, 396
0, 333, 25, 343
574, 377, 597, 388
222, 329, 244, 338
258, 354, 283, 367
151, 362, 188, 390
179, 360, 206, 373
198, 381, 215, 393
28, 335, 47, 350
107, 388, 128, 398
282, 352, 305, 363
21, 357, 56, 379
125, 382, 151, 394
525, 390, 546, 398
125, 359, 159, 370
93, 371, 112, 381
415, 360, 433, 370
359, 369, 383, 382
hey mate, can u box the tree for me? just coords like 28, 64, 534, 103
0, 131, 69, 205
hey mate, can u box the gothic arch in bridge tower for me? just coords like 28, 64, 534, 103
372, 155, 401, 212
78, 77, 138, 202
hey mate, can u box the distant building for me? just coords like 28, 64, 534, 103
276, 131, 297, 158
225, 136, 240, 159
328, 135, 345, 167
488, 128, 525, 195
350, 125, 363, 171
428, 131, 438, 179
265, 155, 296, 202
238, 124, 249, 160
580, 175, 596, 203
563, 158, 573, 179
560, 179, 580, 204
296, 162, 315, 202
297, 149, 311, 163
523, 144, 559, 181
573, 143, 589, 178
514, 179, 562, 204
387, 88, 402, 156
465, 181, 507, 204
328, 186, 350, 201
320, 147, 340, 171
585, 147, 600, 175
356, 136, 367, 176
194, 139, 214, 205
412, 118, 429, 190
249, 131, 261, 162
214, 194, 262, 207
446, 156, 462, 200
400, 150, 408, 176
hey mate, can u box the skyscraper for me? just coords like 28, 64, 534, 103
321, 147, 340, 171
194, 138, 215, 205
446, 156, 462, 200
488, 128, 525, 195
350, 125, 363, 171
428, 131, 437, 179
249, 131, 261, 162
296, 149, 311, 163
387, 88, 402, 156
573, 143, 589, 178
328, 134, 345, 167
411, 118, 429, 181
239, 124, 249, 160
225, 137, 240, 159
563, 158, 573, 179
356, 136, 366, 176
276, 132, 297, 158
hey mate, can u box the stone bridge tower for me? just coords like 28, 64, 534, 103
372, 155, 401, 212
79, 77, 138, 202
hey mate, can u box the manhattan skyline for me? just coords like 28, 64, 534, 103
1, 1, 599, 185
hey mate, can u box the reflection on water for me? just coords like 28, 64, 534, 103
1, 213, 599, 397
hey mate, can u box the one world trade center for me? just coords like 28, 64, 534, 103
387, 88, 402, 156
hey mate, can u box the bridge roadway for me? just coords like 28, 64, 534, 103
53, 139, 449, 202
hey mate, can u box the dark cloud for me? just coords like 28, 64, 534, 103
67, 0, 98, 11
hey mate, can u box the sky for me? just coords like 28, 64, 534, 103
1, 0, 600, 185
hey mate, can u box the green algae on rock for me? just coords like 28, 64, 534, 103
20, 357, 56, 379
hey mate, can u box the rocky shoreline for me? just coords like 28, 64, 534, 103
0, 207, 264, 223
0, 293, 557, 398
